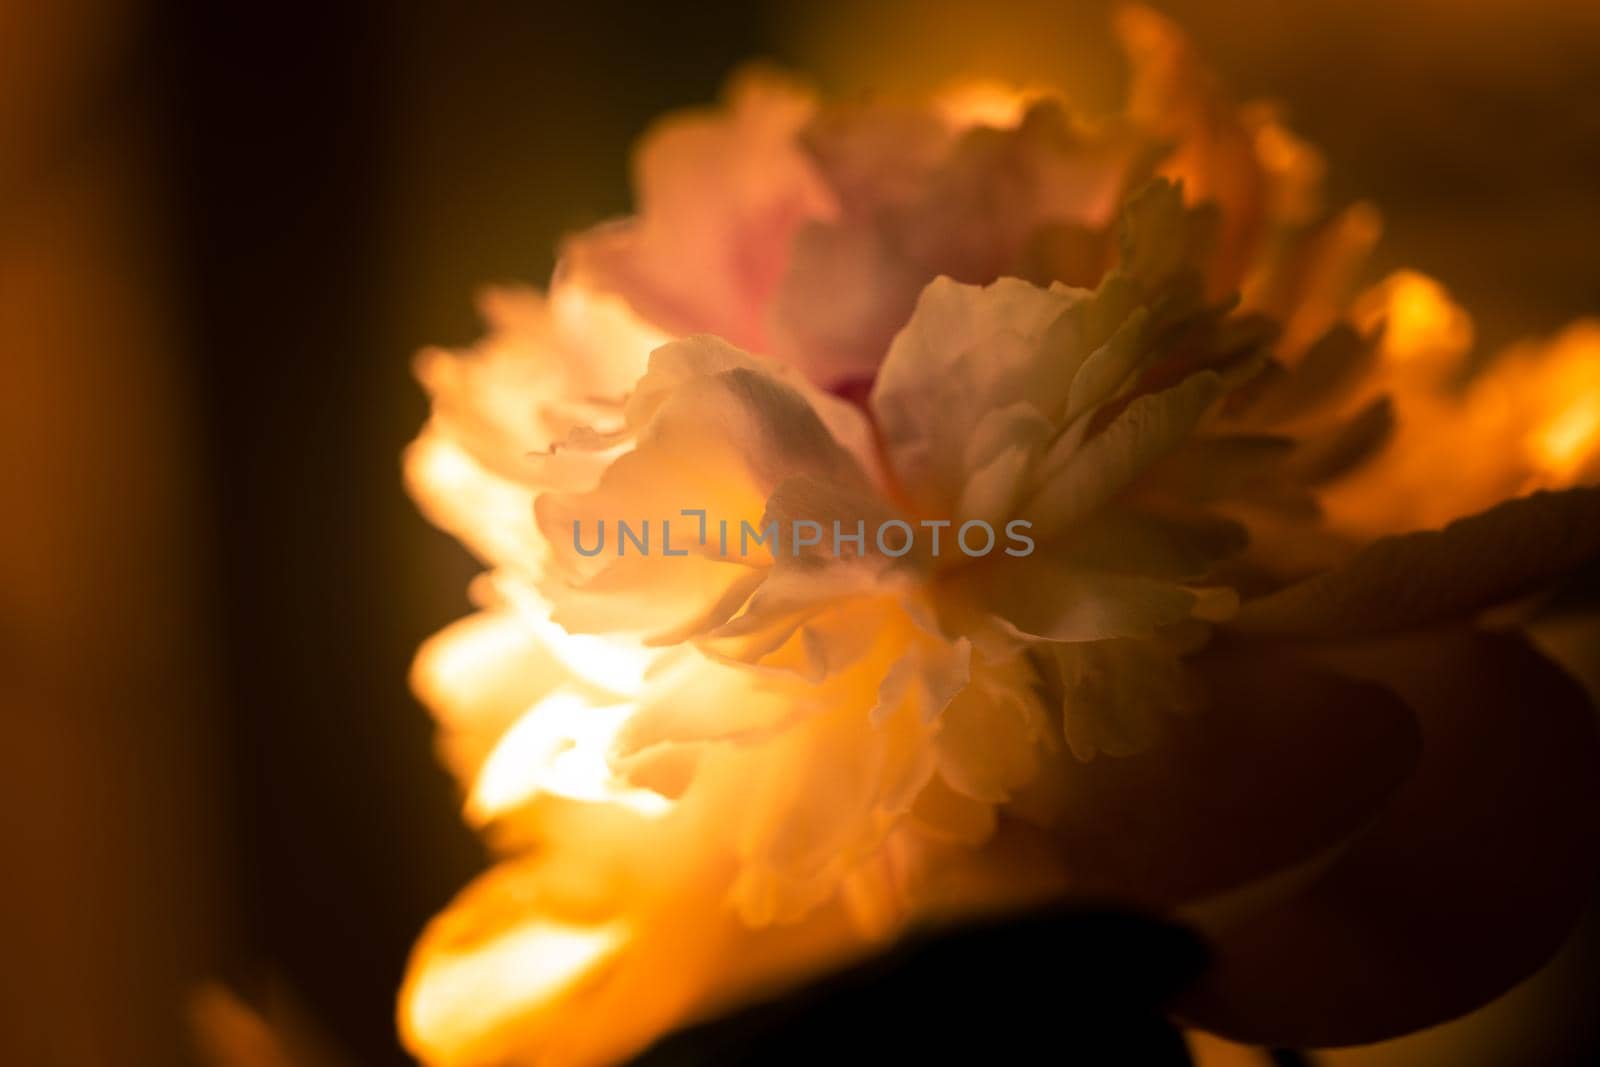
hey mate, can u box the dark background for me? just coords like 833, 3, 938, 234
164, 6, 797, 1064
164, 6, 821, 1064
3, 2, 1598, 1065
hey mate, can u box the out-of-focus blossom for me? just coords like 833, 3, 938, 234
565, 7, 1364, 390
400, 7, 1600, 1066
190, 985, 348, 1067
1325, 272, 1600, 533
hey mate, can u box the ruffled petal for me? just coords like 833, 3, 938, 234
1020, 370, 1224, 541
563, 70, 836, 353
535, 337, 882, 639
871, 276, 1080, 516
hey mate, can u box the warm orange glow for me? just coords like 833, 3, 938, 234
933, 79, 1039, 128
1515, 325, 1600, 483
503, 589, 658, 697
405, 430, 548, 570
402, 917, 626, 1065
1358, 269, 1475, 377
1533, 394, 1600, 481
1326, 295, 1600, 534
413, 612, 548, 719
468, 689, 670, 822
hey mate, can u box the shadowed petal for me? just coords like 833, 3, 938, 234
1181, 626, 1600, 1046
1234, 488, 1600, 637
1048, 638, 1420, 906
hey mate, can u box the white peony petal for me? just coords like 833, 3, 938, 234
1020, 370, 1224, 541
871, 277, 1080, 516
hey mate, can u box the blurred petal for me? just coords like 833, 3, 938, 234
1048, 639, 1419, 906
536, 337, 879, 639
772, 100, 1140, 386
1235, 488, 1600, 637
410, 609, 566, 790
400, 857, 868, 1067
949, 553, 1199, 644
1182, 627, 1600, 1046
1116, 3, 1260, 292
564, 69, 835, 353
934, 659, 1049, 804
1051, 636, 1204, 760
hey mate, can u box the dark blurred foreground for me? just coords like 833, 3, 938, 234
629, 908, 1205, 1066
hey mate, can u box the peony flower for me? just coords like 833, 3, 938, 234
564, 7, 1361, 392
400, 8, 1600, 1066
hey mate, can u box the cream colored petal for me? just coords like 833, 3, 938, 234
411, 609, 567, 792
626, 334, 885, 490
1051, 636, 1203, 760
415, 283, 660, 487
1021, 370, 1224, 541
872, 276, 1079, 515
934, 658, 1050, 804
729, 689, 941, 925
949, 554, 1199, 644
404, 429, 547, 574
706, 582, 893, 681
1059, 298, 1147, 423
537, 339, 883, 640
610, 655, 798, 759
